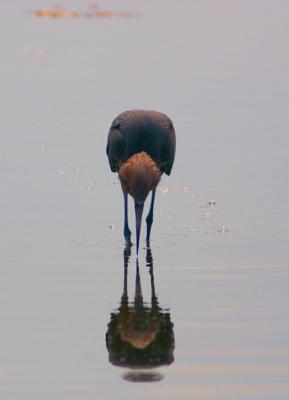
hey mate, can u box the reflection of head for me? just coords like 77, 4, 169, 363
119, 317, 158, 350
122, 370, 164, 383
106, 305, 174, 368
106, 247, 175, 369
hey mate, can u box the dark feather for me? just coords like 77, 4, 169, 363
106, 110, 176, 175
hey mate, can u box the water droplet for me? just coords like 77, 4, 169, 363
201, 200, 217, 208
188, 228, 199, 233
59, 166, 69, 175
109, 224, 117, 230
216, 226, 230, 234
35, 49, 45, 58
159, 186, 170, 194
201, 212, 213, 220
206, 200, 217, 208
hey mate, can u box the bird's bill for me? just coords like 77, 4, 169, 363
135, 202, 144, 256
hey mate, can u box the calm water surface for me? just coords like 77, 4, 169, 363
1, 1, 289, 399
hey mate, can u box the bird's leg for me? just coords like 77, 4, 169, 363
123, 193, 131, 245
146, 189, 156, 244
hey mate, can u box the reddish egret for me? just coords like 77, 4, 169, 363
106, 110, 176, 254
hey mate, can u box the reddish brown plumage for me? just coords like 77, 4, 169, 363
119, 152, 161, 204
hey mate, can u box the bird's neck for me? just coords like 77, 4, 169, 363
119, 152, 161, 203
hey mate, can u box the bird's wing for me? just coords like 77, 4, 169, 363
106, 119, 125, 172
160, 122, 176, 176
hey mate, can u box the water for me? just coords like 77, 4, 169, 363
1, 1, 289, 399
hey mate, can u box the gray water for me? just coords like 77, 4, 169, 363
1, 1, 289, 399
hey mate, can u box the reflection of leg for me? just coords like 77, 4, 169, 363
123, 193, 131, 245
122, 244, 131, 301
146, 190, 156, 243
146, 246, 157, 304
146, 245, 153, 268
149, 266, 156, 302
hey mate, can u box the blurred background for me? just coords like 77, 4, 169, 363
1, 1, 289, 399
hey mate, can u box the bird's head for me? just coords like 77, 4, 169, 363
119, 152, 161, 254
119, 152, 161, 204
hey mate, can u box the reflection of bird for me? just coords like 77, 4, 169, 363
106, 245, 175, 370
106, 110, 176, 254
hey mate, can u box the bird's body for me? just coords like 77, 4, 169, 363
106, 110, 176, 254
107, 110, 175, 175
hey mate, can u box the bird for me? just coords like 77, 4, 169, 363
106, 109, 176, 255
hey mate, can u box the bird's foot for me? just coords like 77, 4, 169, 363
124, 226, 132, 246
124, 234, 132, 248
125, 238, 132, 248
124, 242, 132, 261
145, 238, 151, 249
146, 226, 152, 244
